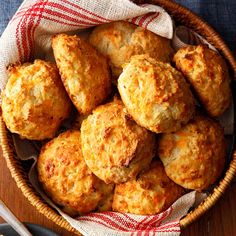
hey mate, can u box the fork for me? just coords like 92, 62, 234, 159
0, 199, 32, 236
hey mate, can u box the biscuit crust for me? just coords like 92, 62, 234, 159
37, 130, 114, 215
81, 99, 156, 184
118, 55, 195, 133
173, 45, 232, 117
158, 115, 226, 190
112, 161, 184, 215
1, 60, 71, 140
89, 21, 174, 79
52, 34, 112, 114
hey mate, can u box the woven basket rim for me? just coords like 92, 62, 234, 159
0, 0, 236, 234
153, 0, 236, 228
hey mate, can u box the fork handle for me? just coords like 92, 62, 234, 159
0, 199, 32, 236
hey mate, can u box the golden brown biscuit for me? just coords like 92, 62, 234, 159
158, 115, 226, 190
81, 99, 156, 184
52, 34, 112, 114
37, 130, 114, 215
118, 54, 195, 133
112, 161, 184, 215
173, 45, 232, 117
1, 60, 71, 140
89, 21, 174, 79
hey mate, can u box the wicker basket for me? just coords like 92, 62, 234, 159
0, 0, 236, 235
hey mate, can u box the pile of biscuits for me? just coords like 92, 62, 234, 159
1, 21, 231, 216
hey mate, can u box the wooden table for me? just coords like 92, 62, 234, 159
0, 147, 236, 236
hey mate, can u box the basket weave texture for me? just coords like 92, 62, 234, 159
0, 0, 236, 234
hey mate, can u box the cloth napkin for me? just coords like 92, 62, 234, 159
0, 0, 233, 235
1, 0, 236, 52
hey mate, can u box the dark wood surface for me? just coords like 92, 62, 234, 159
0, 146, 236, 236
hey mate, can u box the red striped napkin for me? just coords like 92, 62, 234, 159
0, 0, 204, 235
0, 0, 173, 90
60, 191, 196, 235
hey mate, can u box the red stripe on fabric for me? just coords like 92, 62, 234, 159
157, 228, 180, 233
12, 12, 84, 27
145, 215, 162, 229
135, 215, 150, 230
25, 1, 38, 61
80, 215, 180, 233
144, 230, 150, 236
11, 0, 110, 24
121, 213, 140, 224
17, 2, 38, 61
17, 6, 29, 12
22, 1, 44, 60
131, 15, 140, 24
61, 0, 111, 22
144, 12, 159, 29
16, 0, 48, 61
11, 6, 29, 21
11, 11, 26, 22
132, 16, 141, 25
15, 5, 96, 26
11, 14, 24, 24
80, 213, 130, 231
16, 2, 34, 61
14, 6, 29, 16
43, 8, 95, 26
142, 223, 180, 233
148, 207, 172, 228
105, 212, 138, 230
152, 206, 173, 227
29, 0, 47, 60
16, 17, 23, 61
153, 210, 168, 226
138, 12, 154, 27
138, 15, 148, 26
41, 15, 85, 27
149, 228, 180, 233
11, 4, 42, 23
46, 2, 103, 24
137, 231, 142, 236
